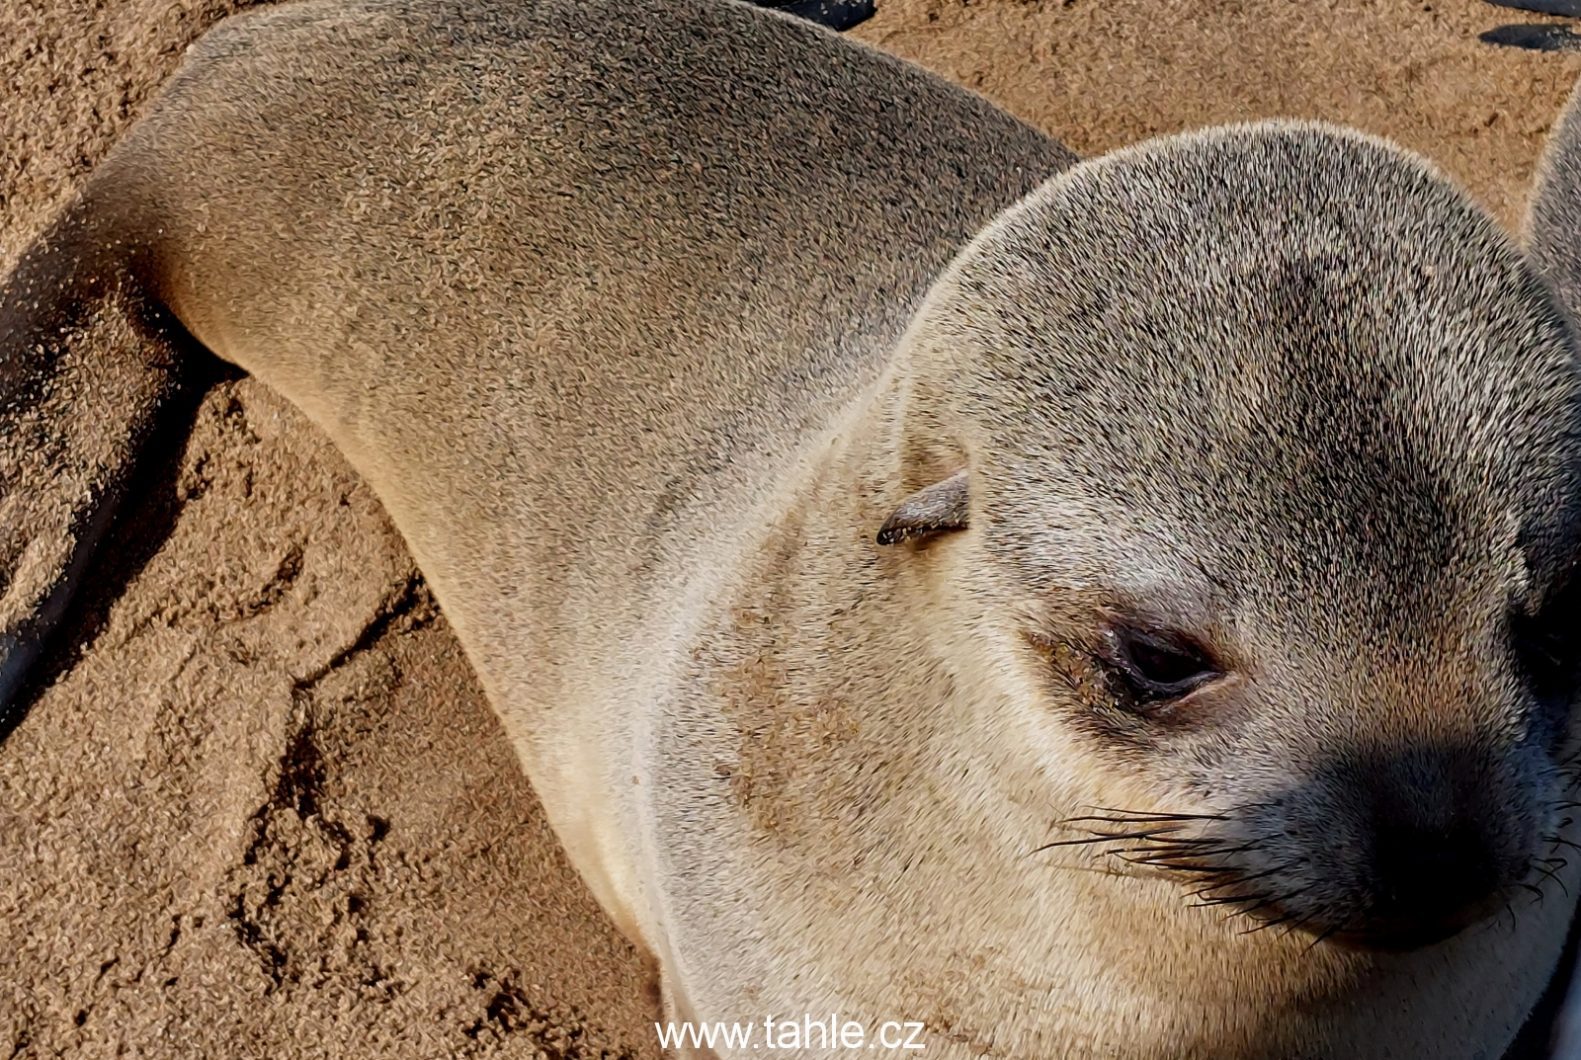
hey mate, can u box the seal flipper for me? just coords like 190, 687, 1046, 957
747, 0, 876, 33
1481, 0, 1581, 49
1486, 0, 1581, 16
1481, 23, 1581, 50
0, 198, 189, 735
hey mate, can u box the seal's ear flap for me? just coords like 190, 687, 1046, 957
876, 470, 969, 546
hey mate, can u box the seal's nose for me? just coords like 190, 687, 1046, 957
1352, 821, 1502, 950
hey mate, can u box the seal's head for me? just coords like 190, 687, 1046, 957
888, 121, 1581, 955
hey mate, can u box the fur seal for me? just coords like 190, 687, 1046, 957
3, 0, 1581, 1056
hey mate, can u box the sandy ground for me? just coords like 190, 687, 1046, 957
2, 1, 1579, 1057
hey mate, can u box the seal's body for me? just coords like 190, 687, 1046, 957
4, 1, 1581, 1056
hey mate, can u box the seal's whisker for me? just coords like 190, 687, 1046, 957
1532, 861, 1569, 897
1188, 860, 1297, 897
1040, 808, 1312, 933
1121, 854, 1232, 872
1109, 839, 1233, 858
1029, 828, 1186, 855
1163, 841, 1257, 858
1076, 808, 1230, 824
1222, 897, 1280, 923
1303, 924, 1342, 952
1239, 911, 1300, 935
1520, 883, 1548, 907
1108, 835, 1220, 849
1114, 854, 1226, 874
1189, 893, 1253, 909
1277, 915, 1315, 940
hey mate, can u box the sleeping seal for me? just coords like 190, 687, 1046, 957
3, 0, 1580, 1055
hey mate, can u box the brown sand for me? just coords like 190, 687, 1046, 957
1, 1, 1577, 1057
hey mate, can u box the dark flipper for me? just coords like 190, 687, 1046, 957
748, 0, 876, 32
1481, 0, 1581, 49
1481, 23, 1581, 50
1486, 0, 1581, 17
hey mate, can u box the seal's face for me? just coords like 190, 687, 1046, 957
909, 123, 1581, 953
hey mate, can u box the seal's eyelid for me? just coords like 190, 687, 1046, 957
875, 469, 969, 546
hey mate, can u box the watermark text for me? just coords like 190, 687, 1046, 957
656, 1012, 927, 1053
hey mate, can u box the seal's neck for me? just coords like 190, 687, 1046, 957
701, 347, 991, 847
